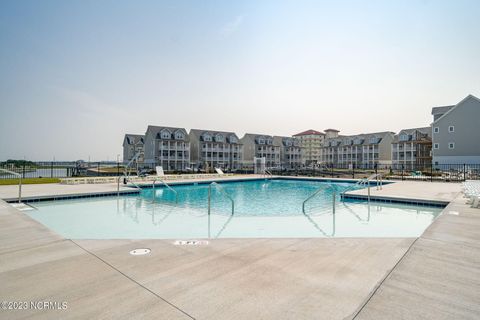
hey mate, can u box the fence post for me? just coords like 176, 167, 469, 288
463, 164, 466, 181
401, 164, 404, 181
352, 164, 355, 179
51, 161, 54, 178
22, 163, 25, 179
97, 162, 100, 177
430, 163, 433, 182
117, 162, 120, 177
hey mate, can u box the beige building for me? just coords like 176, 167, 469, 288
189, 129, 243, 171
322, 129, 394, 168
241, 134, 281, 169
143, 126, 190, 171
392, 127, 432, 170
273, 136, 302, 169
292, 129, 325, 165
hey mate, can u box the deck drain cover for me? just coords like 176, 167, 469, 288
174, 240, 209, 246
129, 248, 151, 255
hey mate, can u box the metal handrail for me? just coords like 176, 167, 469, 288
208, 182, 234, 216
152, 178, 178, 204
0, 169, 22, 203
302, 184, 336, 215
341, 173, 383, 203
264, 169, 273, 179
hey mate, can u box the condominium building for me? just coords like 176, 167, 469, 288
143, 126, 190, 171
431, 95, 480, 165
241, 134, 281, 169
292, 129, 325, 165
392, 127, 432, 169
273, 136, 302, 169
189, 129, 243, 171
122, 134, 144, 164
321, 129, 394, 168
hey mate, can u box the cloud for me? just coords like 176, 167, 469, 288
220, 15, 244, 38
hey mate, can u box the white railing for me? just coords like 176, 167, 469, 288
302, 184, 336, 215
152, 178, 178, 204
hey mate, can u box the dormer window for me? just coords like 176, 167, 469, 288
160, 129, 171, 139
266, 139, 272, 145
228, 135, 237, 144
175, 132, 184, 140
258, 138, 265, 144
215, 134, 224, 142
203, 133, 212, 142
369, 137, 379, 144
399, 134, 409, 141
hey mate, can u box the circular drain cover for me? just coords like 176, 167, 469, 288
129, 248, 151, 255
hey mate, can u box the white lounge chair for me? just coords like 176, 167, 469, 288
156, 166, 165, 177
214, 167, 224, 175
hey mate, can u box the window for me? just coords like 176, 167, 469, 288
434, 127, 439, 133
434, 143, 439, 149
448, 126, 455, 133
449, 142, 455, 149
399, 134, 409, 141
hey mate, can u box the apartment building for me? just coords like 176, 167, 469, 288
241, 134, 281, 169
122, 134, 145, 164
143, 126, 190, 171
292, 130, 325, 165
322, 129, 394, 168
273, 136, 302, 169
189, 129, 243, 171
392, 127, 432, 169
431, 95, 480, 165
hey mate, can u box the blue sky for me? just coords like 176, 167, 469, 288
1, 0, 479, 160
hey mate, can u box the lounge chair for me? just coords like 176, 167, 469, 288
214, 167, 225, 175
156, 166, 165, 177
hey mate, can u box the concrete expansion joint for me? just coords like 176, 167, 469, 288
68, 239, 197, 320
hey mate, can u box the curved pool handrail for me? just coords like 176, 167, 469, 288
208, 182, 234, 216
152, 178, 178, 204
302, 184, 336, 215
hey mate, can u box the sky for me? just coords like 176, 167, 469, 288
1, 0, 479, 161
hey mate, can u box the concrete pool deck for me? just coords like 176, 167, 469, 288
0, 177, 479, 319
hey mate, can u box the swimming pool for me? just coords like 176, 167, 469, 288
26, 179, 443, 239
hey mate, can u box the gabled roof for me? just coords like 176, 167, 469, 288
145, 125, 189, 141
293, 129, 324, 136
432, 94, 480, 124
323, 131, 394, 147
189, 129, 241, 143
123, 134, 144, 145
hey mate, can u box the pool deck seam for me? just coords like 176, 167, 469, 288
0, 238, 65, 256
350, 237, 420, 320
69, 239, 197, 320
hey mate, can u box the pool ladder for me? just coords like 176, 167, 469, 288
340, 173, 383, 203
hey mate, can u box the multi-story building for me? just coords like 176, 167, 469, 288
273, 136, 302, 169
392, 127, 432, 169
189, 129, 243, 171
431, 94, 480, 165
122, 134, 145, 164
322, 129, 394, 168
292, 129, 325, 166
241, 134, 281, 169
144, 126, 190, 171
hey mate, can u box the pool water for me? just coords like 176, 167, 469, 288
27, 179, 443, 239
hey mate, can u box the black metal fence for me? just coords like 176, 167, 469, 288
1, 161, 479, 182
0, 162, 122, 179
269, 163, 480, 182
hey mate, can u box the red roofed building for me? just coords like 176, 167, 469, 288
292, 129, 325, 165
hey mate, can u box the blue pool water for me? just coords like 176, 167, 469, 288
27, 179, 443, 239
